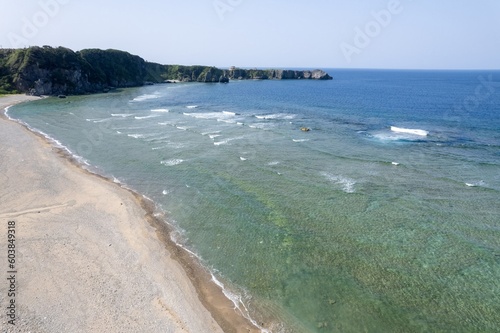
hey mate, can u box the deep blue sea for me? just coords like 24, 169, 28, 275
9, 69, 500, 332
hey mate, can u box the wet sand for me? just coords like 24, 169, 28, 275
0, 95, 260, 333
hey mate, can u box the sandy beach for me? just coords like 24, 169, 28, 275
0, 95, 260, 333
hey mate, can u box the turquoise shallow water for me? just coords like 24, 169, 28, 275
8, 70, 500, 332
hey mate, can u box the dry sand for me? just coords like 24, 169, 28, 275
0, 95, 261, 333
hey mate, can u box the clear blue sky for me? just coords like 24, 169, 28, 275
1, 0, 499, 69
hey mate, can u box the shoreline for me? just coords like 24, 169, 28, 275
0, 95, 264, 333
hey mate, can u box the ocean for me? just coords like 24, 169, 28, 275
8, 69, 500, 332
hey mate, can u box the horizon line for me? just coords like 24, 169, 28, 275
2, 46, 497, 72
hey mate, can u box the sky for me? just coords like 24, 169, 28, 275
0, 0, 499, 70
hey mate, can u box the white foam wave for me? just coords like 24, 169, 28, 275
240, 157, 247, 161
255, 113, 296, 120
465, 180, 486, 187
186, 105, 198, 109
184, 111, 236, 121
158, 121, 175, 126
293, 139, 309, 142
5, 116, 92, 168
3, 106, 13, 118
217, 119, 236, 124
128, 134, 145, 139
201, 130, 221, 136
131, 93, 160, 102
144, 135, 171, 142
162, 190, 169, 195
93, 118, 110, 123
111, 113, 135, 118
210, 274, 270, 333
167, 226, 269, 333
373, 132, 425, 142
152, 145, 169, 151
114, 125, 149, 130
151, 108, 169, 112
168, 142, 186, 149
321, 172, 356, 193
116, 131, 122, 134
213, 136, 243, 146
391, 126, 428, 136
249, 123, 275, 130
135, 115, 160, 120
161, 159, 184, 166
209, 134, 222, 139
268, 161, 280, 166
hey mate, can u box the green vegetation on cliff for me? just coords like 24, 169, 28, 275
78, 48, 146, 87
145, 64, 226, 83
0, 46, 331, 96
0, 46, 142, 95
0, 49, 20, 94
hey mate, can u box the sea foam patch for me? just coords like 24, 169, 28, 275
321, 172, 356, 193
391, 126, 429, 136
176, 126, 194, 131
372, 132, 427, 142
368, 125, 430, 142
184, 111, 236, 120
161, 159, 184, 166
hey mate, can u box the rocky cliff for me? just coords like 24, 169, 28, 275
225, 68, 332, 80
0, 46, 148, 95
0, 46, 332, 96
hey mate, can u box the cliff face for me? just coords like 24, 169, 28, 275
0, 46, 332, 96
0, 46, 147, 95
147, 64, 228, 83
225, 68, 332, 80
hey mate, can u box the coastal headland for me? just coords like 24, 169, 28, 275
0, 46, 332, 96
0, 95, 263, 332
